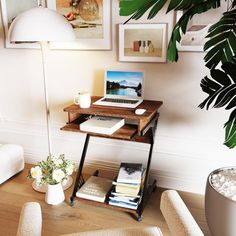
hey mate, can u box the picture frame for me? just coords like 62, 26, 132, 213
0, 0, 111, 50
118, 23, 167, 63
174, 5, 226, 52
48, 0, 111, 50
174, 11, 209, 52
0, 0, 45, 49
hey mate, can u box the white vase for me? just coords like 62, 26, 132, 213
45, 183, 65, 205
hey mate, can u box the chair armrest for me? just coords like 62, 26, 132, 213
62, 227, 163, 236
17, 202, 42, 236
160, 190, 204, 236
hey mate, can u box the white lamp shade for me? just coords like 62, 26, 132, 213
8, 6, 75, 42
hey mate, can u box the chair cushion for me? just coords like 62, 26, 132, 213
62, 226, 163, 236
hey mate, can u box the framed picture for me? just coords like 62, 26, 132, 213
48, 0, 111, 50
0, 0, 45, 48
119, 23, 167, 63
175, 4, 226, 52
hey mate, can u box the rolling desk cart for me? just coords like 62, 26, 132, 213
61, 96, 163, 221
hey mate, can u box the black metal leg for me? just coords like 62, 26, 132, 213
70, 134, 90, 206
136, 129, 155, 219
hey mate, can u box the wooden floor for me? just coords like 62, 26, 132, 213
0, 165, 211, 236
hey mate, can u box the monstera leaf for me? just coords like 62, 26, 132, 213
199, 58, 236, 148
204, 9, 236, 69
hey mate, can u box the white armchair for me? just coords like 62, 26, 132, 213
0, 144, 24, 184
16, 190, 204, 236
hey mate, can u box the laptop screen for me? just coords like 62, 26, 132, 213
105, 70, 144, 98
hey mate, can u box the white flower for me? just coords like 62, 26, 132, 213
30, 166, 42, 179
52, 169, 65, 183
53, 158, 63, 166
66, 164, 74, 176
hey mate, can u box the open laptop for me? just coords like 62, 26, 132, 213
93, 70, 144, 108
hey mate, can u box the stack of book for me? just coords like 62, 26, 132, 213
108, 162, 143, 210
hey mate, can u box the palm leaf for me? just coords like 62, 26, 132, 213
199, 60, 236, 148
119, 0, 219, 21
224, 109, 236, 148
204, 9, 236, 69
199, 61, 236, 110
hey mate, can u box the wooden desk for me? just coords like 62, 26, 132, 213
61, 96, 163, 221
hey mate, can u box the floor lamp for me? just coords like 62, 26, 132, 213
8, 6, 75, 156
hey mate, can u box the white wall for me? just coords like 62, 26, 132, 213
0, 1, 235, 194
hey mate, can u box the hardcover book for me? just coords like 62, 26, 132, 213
80, 116, 125, 135
109, 195, 140, 205
115, 184, 141, 196
117, 163, 142, 184
76, 176, 112, 203
110, 191, 140, 198
108, 199, 138, 210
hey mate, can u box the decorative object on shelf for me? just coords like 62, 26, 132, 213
205, 167, 236, 236
48, 0, 111, 50
28, 155, 75, 205
119, 23, 167, 63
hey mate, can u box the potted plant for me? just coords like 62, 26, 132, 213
28, 154, 74, 205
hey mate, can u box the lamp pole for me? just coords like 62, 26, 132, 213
40, 42, 52, 156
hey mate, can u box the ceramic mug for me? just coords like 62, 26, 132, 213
74, 92, 91, 108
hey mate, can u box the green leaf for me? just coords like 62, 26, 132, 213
213, 85, 236, 108
222, 60, 236, 83
204, 9, 236, 68
211, 69, 232, 86
224, 109, 236, 148
148, 0, 167, 19
199, 62, 236, 110
119, 0, 163, 21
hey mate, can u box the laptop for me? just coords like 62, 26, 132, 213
93, 70, 144, 108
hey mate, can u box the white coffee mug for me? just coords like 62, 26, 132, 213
74, 92, 91, 108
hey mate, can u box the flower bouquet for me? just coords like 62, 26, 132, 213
28, 154, 74, 186
28, 154, 75, 205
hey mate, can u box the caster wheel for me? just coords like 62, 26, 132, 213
70, 197, 75, 207
137, 215, 143, 222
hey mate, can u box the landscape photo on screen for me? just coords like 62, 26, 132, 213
106, 71, 143, 97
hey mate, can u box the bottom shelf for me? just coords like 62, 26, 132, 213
70, 178, 157, 222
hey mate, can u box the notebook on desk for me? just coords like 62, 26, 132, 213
93, 70, 145, 108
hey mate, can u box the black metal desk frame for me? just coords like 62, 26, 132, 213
69, 113, 160, 222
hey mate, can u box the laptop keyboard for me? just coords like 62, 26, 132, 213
102, 98, 139, 104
